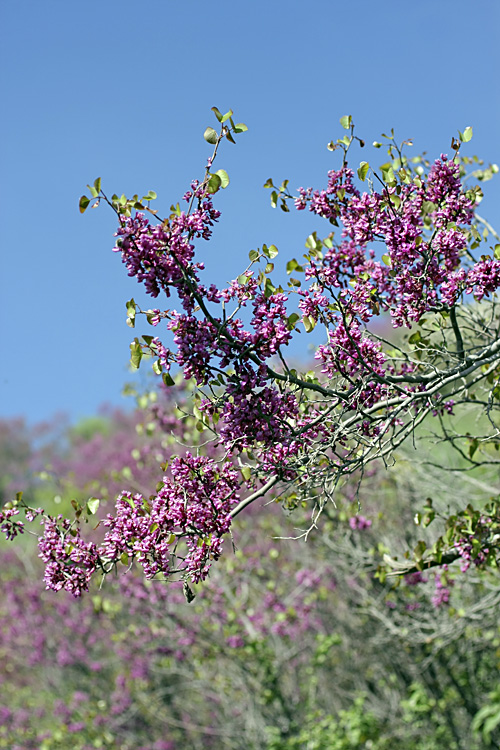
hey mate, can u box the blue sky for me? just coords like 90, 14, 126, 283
1, 0, 499, 423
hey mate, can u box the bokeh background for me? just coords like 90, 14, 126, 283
2, 0, 499, 422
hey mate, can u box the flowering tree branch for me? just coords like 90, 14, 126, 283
3, 111, 500, 597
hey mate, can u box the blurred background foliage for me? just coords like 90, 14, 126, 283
1, 383, 500, 749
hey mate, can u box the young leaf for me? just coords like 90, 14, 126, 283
86, 498, 100, 515
162, 372, 175, 387
206, 173, 222, 194
79, 195, 91, 213
204, 127, 218, 145
214, 169, 230, 188
220, 109, 234, 123
211, 106, 223, 122
130, 339, 142, 370
461, 126, 473, 143
339, 115, 352, 130
233, 123, 248, 133
303, 315, 316, 333
357, 161, 369, 181
241, 465, 252, 481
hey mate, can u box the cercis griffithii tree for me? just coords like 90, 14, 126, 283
3, 109, 500, 597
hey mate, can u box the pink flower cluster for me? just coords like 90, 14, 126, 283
453, 514, 492, 572
26, 454, 239, 596
114, 184, 220, 311
101, 453, 239, 584
296, 153, 485, 328
38, 515, 99, 597
0, 505, 25, 540
431, 567, 454, 609
215, 365, 298, 451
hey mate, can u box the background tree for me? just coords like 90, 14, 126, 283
1, 391, 500, 749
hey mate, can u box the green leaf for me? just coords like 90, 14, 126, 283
303, 315, 316, 333
79, 195, 91, 213
206, 173, 222, 194
211, 106, 223, 122
220, 109, 233, 123
494, 244, 500, 260
270, 190, 278, 208
152, 359, 162, 375
86, 497, 100, 515
241, 465, 252, 481
225, 130, 236, 144
263, 178, 274, 188
233, 122, 248, 133
357, 161, 369, 181
183, 581, 195, 603
286, 258, 304, 274
381, 254, 391, 267
339, 115, 352, 130
389, 193, 401, 209
93, 177, 101, 193
162, 372, 175, 387
130, 338, 142, 370
414, 540, 426, 561
248, 249, 260, 262
203, 127, 218, 145
382, 166, 395, 184
214, 169, 230, 188
469, 438, 479, 459
287, 312, 300, 330
126, 298, 136, 325
267, 244, 279, 259
461, 126, 473, 143
264, 277, 276, 297
305, 233, 319, 250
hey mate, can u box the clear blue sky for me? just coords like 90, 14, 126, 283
1, 0, 499, 423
